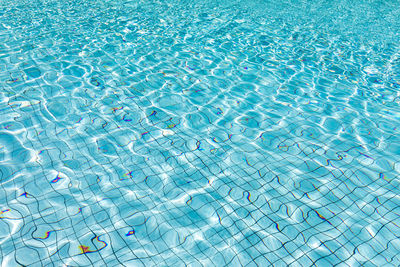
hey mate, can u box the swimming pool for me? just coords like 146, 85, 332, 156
1, 0, 399, 265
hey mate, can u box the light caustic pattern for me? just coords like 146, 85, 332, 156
0, 0, 400, 266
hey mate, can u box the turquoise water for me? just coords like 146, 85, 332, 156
1, 0, 400, 265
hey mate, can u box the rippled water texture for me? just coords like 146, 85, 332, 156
1, 0, 400, 265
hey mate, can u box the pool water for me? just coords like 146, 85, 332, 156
1, 0, 400, 266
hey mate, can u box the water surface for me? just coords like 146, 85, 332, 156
0, 0, 400, 265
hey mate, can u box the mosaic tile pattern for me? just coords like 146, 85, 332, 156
0, 0, 400, 265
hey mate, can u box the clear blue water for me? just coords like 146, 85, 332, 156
1, 0, 400, 265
